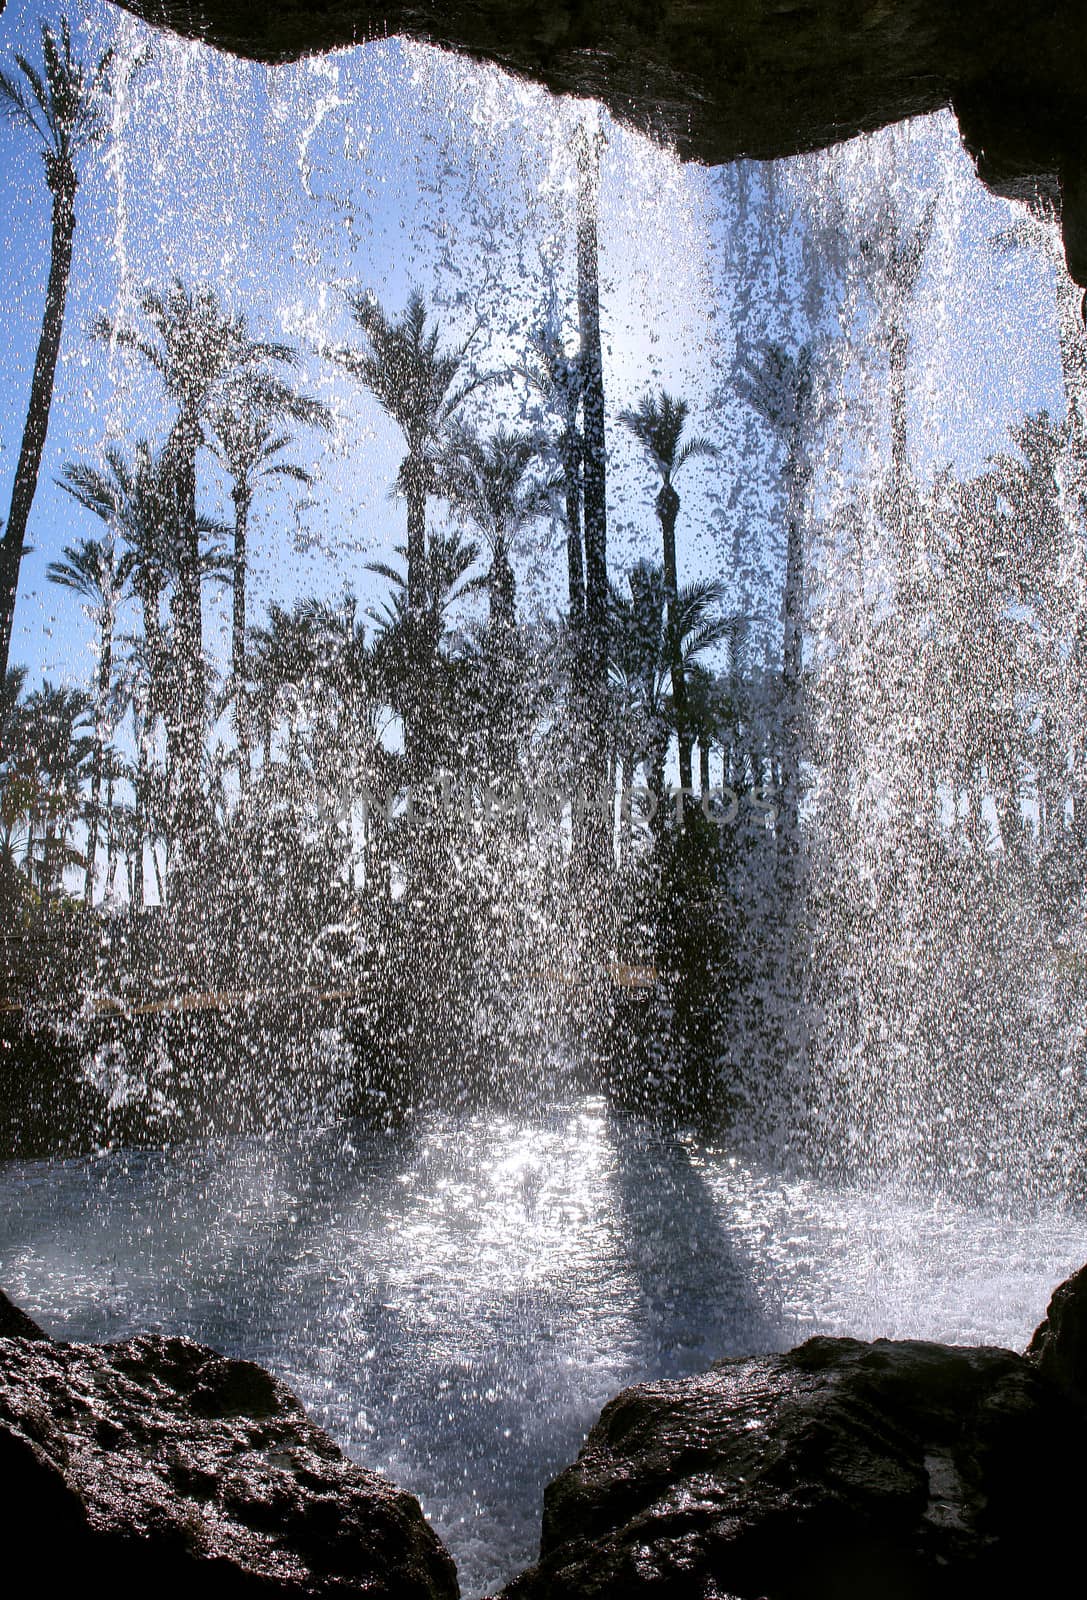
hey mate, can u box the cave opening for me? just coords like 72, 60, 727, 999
1, 3, 1087, 1595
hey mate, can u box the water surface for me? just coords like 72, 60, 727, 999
1, 1100, 1083, 1597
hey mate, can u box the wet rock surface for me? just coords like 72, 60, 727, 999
0, 1328, 459, 1598
112, 1, 1087, 284
2, 1261, 1086, 1599
0, 1287, 47, 1340
501, 1330, 1083, 1600
1028, 1258, 1087, 1405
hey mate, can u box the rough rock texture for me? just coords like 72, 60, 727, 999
105, 1, 1087, 285
0, 1288, 48, 1340
0, 1331, 458, 1598
501, 1333, 1083, 1600
1028, 1259, 1087, 1406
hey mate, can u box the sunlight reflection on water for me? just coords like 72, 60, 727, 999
1, 1100, 1084, 1597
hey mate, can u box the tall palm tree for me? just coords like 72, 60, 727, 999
331, 290, 484, 614
19, 681, 92, 911
0, 20, 120, 681
92, 281, 296, 848
59, 442, 174, 668
210, 388, 330, 794
619, 390, 717, 796
610, 561, 731, 839
329, 289, 487, 772
0, 669, 31, 896
859, 196, 937, 509
441, 425, 551, 628
736, 343, 816, 850
57, 440, 228, 830
573, 122, 610, 864
366, 528, 484, 639
1, 665, 27, 758
46, 535, 132, 902
513, 323, 584, 619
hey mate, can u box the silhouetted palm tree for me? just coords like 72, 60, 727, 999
47, 535, 131, 902
1, 665, 26, 756
58, 439, 228, 836
610, 561, 730, 840
736, 343, 816, 849
331, 292, 482, 609
329, 289, 488, 771
0, 19, 123, 680
858, 196, 937, 504
513, 323, 584, 619
620, 389, 717, 796
441, 425, 551, 628
92, 282, 293, 849
572, 122, 610, 866
19, 681, 92, 910
211, 385, 330, 793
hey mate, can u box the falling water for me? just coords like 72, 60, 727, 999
2, 0, 1086, 1593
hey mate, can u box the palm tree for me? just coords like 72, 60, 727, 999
1, 665, 26, 758
441, 425, 551, 628
330, 291, 483, 611
57, 439, 228, 840
619, 390, 718, 796
367, 528, 485, 768
210, 387, 330, 794
0, 668, 31, 900
109, 639, 159, 910
858, 196, 937, 509
92, 281, 296, 848
610, 561, 731, 841
19, 681, 92, 911
46, 535, 132, 903
0, 20, 121, 681
366, 527, 484, 639
513, 323, 584, 619
328, 289, 488, 772
573, 122, 610, 861
610, 560, 668, 850
736, 343, 816, 850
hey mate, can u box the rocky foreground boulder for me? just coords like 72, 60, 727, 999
0, 1287, 48, 1340
0, 1328, 458, 1598
501, 1271, 1087, 1600
3, 1267, 1086, 1600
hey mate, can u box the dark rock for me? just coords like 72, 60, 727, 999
110, 1, 1087, 285
0, 1289, 48, 1341
501, 1334, 1081, 1600
1028, 1260, 1087, 1405
0, 1331, 458, 1598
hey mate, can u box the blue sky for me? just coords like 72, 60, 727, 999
0, 0, 1068, 701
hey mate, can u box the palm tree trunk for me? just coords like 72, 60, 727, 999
657, 482, 693, 798
0, 158, 78, 683
888, 320, 909, 507
562, 431, 585, 622
402, 458, 430, 778
232, 481, 252, 796
151, 837, 166, 908
575, 126, 609, 865
83, 611, 114, 904
405, 463, 427, 616
103, 759, 116, 900
780, 506, 804, 844
167, 427, 205, 867
133, 784, 145, 910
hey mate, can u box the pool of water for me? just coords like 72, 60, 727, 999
1, 1099, 1084, 1596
